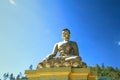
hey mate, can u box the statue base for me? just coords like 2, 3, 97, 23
25, 67, 97, 80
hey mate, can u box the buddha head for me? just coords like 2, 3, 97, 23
62, 28, 71, 41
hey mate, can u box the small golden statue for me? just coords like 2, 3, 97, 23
37, 28, 87, 69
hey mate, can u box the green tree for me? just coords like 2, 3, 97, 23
9, 73, 15, 80
102, 63, 105, 71
106, 66, 114, 72
96, 64, 101, 75
3, 73, 9, 80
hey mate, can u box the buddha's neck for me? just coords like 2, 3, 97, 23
63, 40, 69, 42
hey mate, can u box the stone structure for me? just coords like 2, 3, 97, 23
25, 67, 97, 80
25, 28, 97, 80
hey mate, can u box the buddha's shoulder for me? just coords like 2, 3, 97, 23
57, 41, 64, 45
55, 41, 63, 46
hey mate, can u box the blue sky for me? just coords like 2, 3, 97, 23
0, 0, 120, 78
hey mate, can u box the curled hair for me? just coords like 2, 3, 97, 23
62, 28, 71, 34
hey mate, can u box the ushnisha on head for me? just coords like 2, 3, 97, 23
62, 28, 71, 41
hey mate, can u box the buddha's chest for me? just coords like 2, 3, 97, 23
58, 42, 73, 51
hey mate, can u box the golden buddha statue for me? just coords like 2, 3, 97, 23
37, 28, 87, 69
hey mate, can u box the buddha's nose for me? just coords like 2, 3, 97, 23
66, 35, 69, 37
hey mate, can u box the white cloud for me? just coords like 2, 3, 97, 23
9, 0, 16, 6
118, 41, 120, 46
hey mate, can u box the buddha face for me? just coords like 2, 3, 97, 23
62, 30, 70, 41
